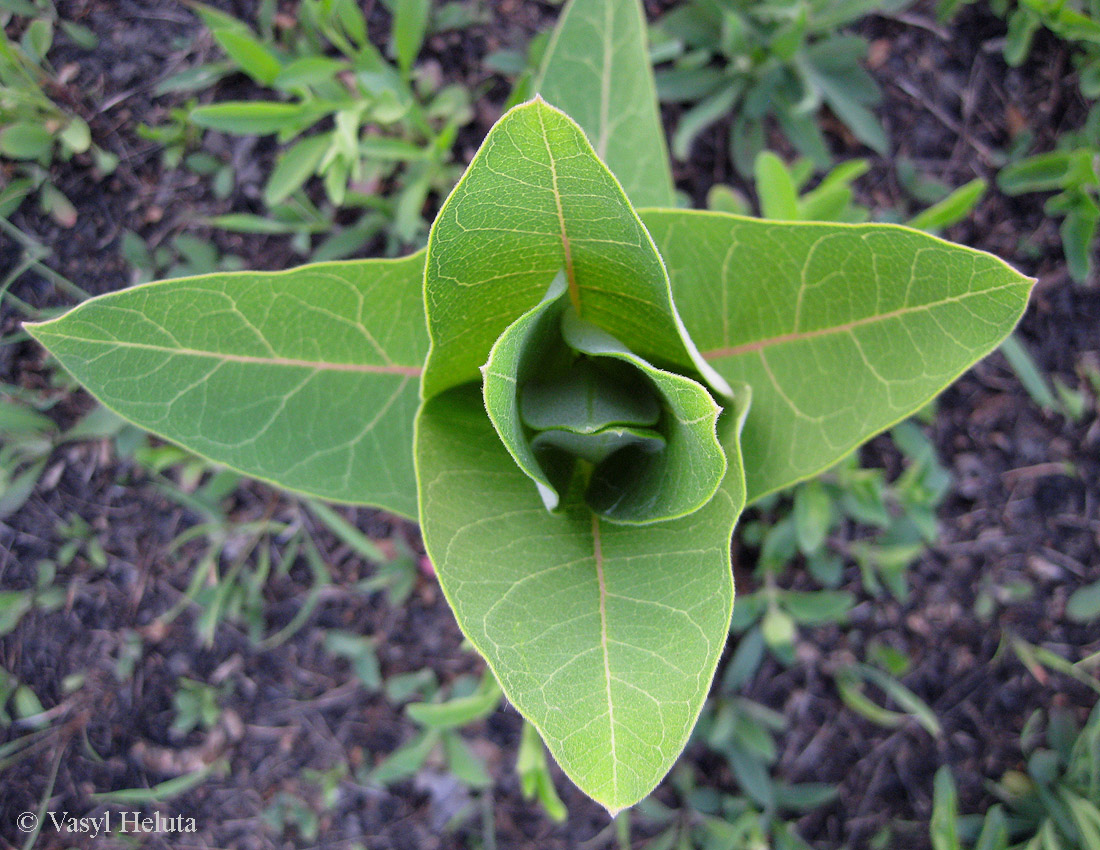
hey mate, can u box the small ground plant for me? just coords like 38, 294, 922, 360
0, 3, 113, 225
650, 0, 906, 174
170, 0, 475, 253
25, 0, 1032, 815
969, 0, 1100, 284
931, 702, 1100, 850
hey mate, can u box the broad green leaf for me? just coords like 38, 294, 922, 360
415, 384, 747, 813
422, 99, 722, 399
641, 210, 1034, 502
536, 0, 675, 208
26, 253, 428, 519
0, 122, 53, 160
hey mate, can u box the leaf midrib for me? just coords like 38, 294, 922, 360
592, 512, 619, 808
702, 283, 1025, 360
595, 0, 613, 160
34, 334, 423, 376
536, 103, 581, 314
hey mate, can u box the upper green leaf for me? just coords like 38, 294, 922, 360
522, 365, 660, 433
415, 384, 747, 814
641, 210, 1034, 502
536, 0, 675, 208
421, 98, 721, 400
26, 253, 429, 519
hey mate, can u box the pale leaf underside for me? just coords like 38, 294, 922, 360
27, 253, 429, 518
642, 210, 1035, 502
416, 385, 746, 813
422, 99, 706, 399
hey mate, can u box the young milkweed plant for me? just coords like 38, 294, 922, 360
26, 0, 1033, 816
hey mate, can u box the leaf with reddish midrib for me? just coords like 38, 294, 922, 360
26, 252, 428, 518
415, 384, 747, 813
641, 209, 1035, 502
421, 99, 720, 400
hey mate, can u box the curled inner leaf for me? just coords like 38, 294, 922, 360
483, 271, 726, 525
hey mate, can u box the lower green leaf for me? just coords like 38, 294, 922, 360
415, 384, 747, 813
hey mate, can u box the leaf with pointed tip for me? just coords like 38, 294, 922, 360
26, 253, 428, 518
421, 99, 723, 400
640, 210, 1034, 502
415, 384, 747, 814
536, 0, 675, 208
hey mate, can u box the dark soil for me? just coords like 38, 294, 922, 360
2, 1, 1098, 849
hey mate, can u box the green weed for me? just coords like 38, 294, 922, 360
168, 0, 478, 254
0, 1, 116, 224
651, 0, 907, 175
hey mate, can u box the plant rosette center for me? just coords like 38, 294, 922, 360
482, 270, 726, 525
